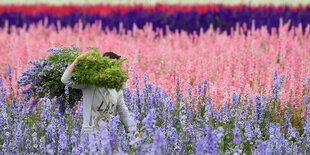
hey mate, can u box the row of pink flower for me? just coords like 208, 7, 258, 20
0, 20, 309, 108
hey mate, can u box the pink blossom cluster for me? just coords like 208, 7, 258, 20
0, 20, 309, 107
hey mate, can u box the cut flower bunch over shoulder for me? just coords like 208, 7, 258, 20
73, 49, 128, 91
18, 46, 128, 113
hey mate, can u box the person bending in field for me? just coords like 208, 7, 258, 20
61, 51, 141, 139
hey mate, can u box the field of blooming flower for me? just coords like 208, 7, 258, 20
0, 20, 309, 154
1, 65, 310, 154
1, 20, 310, 107
1, 2, 310, 154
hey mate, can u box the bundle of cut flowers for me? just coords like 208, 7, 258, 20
17, 46, 128, 112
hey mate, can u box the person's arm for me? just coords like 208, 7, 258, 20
116, 91, 141, 138
61, 53, 88, 89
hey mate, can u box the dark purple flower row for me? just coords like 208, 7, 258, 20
1, 5, 310, 34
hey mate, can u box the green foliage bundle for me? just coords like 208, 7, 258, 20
73, 48, 128, 91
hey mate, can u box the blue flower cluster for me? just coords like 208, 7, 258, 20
1, 68, 310, 154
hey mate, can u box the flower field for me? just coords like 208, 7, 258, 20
1, 2, 310, 154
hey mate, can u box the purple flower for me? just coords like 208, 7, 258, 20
188, 85, 192, 98
244, 116, 253, 141
109, 115, 120, 149
99, 121, 111, 154
46, 143, 55, 154
205, 126, 217, 154
307, 76, 310, 88
8, 66, 12, 82
133, 69, 140, 95
233, 127, 241, 145
257, 141, 267, 154
142, 109, 155, 133
47, 47, 59, 53
143, 72, 148, 84
255, 94, 261, 118
26, 139, 31, 151
40, 136, 46, 154
151, 126, 166, 154
0, 77, 2, 87
32, 132, 38, 149
222, 101, 229, 123
273, 72, 279, 94
279, 73, 285, 89
124, 88, 131, 105
176, 77, 182, 97
304, 95, 309, 106
58, 129, 68, 153
64, 85, 69, 95
196, 138, 204, 155
167, 127, 177, 145
89, 132, 98, 153
197, 83, 202, 96
232, 91, 238, 107
203, 80, 208, 95
155, 86, 162, 101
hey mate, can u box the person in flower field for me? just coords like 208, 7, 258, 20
61, 51, 141, 139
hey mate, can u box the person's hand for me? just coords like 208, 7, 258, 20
75, 52, 89, 61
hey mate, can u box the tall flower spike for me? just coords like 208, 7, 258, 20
232, 91, 238, 107
279, 73, 285, 90
233, 126, 241, 145
307, 76, 310, 88
273, 71, 279, 94
255, 94, 261, 118
188, 85, 192, 98
64, 86, 69, 95
197, 83, 202, 96
8, 66, 12, 82
143, 72, 148, 84
304, 95, 308, 106
203, 80, 208, 95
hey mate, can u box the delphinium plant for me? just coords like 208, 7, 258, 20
1, 67, 310, 154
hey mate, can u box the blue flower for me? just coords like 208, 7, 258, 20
232, 91, 238, 107
65, 85, 69, 95
47, 47, 58, 52
0, 77, 3, 87
304, 95, 308, 106
273, 72, 279, 94
151, 126, 166, 154
233, 126, 241, 145
40, 136, 46, 154
8, 66, 12, 82
188, 85, 192, 98
205, 126, 217, 154
197, 83, 202, 96
203, 80, 208, 95
143, 72, 148, 84
255, 94, 261, 118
